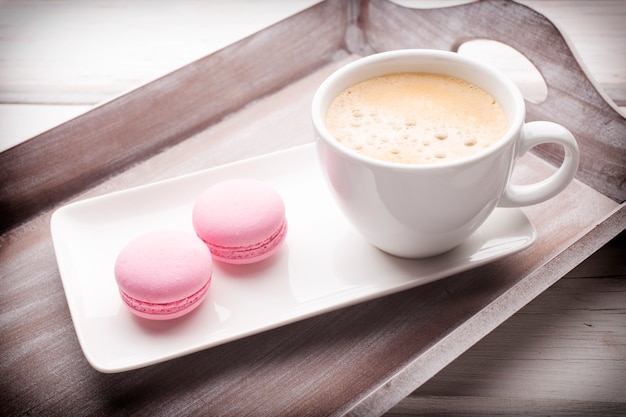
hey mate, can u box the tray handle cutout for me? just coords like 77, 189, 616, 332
358, 0, 626, 203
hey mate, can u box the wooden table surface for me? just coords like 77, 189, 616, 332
1, 1, 624, 416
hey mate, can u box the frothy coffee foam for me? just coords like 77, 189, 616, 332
325, 73, 508, 164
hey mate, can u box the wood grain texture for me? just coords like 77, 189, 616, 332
386, 231, 626, 417
0, 0, 323, 105
2, 0, 624, 233
360, 0, 626, 202
1, 1, 625, 416
0, 0, 347, 234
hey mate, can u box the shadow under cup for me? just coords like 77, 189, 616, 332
312, 49, 577, 258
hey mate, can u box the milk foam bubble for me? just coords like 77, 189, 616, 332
325, 73, 508, 164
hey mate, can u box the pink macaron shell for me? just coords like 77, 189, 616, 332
114, 230, 213, 320
192, 179, 287, 264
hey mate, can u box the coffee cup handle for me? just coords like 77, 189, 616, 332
498, 121, 580, 207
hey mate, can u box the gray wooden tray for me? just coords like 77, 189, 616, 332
1, 0, 624, 415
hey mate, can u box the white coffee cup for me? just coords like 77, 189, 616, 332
312, 49, 579, 258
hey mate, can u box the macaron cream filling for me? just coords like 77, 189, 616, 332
119, 278, 211, 317
206, 218, 287, 262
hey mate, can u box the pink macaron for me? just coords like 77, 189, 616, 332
192, 179, 288, 264
114, 230, 213, 320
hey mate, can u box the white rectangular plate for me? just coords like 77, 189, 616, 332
51, 143, 536, 373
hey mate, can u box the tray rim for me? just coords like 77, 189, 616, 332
1, 0, 625, 415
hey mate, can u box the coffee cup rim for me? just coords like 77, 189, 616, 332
312, 49, 526, 169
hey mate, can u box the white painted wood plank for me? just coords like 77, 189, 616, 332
0, 0, 321, 104
0, 104, 91, 152
0, 0, 320, 152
